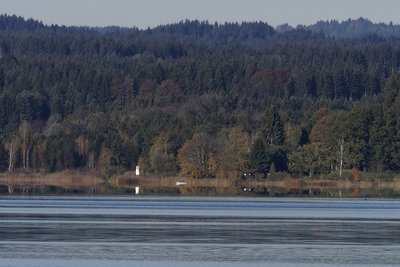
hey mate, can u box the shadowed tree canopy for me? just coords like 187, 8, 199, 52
260, 107, 285, 146
1, 15, 400, 177
249, 139, 270, 174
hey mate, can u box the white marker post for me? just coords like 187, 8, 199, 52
135, 166, 140, 176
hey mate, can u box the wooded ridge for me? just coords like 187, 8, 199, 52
1, 15, 400, 180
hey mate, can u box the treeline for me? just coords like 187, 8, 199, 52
1, 15, 400, 178
307, 17, 400, 39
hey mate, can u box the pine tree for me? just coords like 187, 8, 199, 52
380, 74, 400, 170
260, 107, 285, 146
249, 139, 270, 174
298, 127, 310, 146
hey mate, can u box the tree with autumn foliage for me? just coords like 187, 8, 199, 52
2, 15, 400, 179
149, 133, 177, 175
215, 127, 250, 179
177, 133, 218, 178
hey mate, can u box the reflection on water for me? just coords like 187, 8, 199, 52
0, 197, 400, 266
2, 184, 400, 198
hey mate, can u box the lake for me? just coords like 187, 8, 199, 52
0, 196, 400, 266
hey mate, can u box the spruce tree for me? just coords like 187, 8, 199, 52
249, 139, 270, 174
260, 107, 285, 146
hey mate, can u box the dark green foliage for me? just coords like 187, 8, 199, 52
1, 15, 400, 176
0, 141, 7, 171
260, 107, 285, 146
249, 139, 270, 174
308, 18, 400, 38
270, 148, 288, 172
383, 74, 400, 107
368, 74, 400, 171
298, 128, 309, 146
342, 107, 373, 168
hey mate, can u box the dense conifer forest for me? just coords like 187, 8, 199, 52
1, 14, 400, 179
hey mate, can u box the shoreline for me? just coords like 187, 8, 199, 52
1, 171, 400, 189
1, 171, 400, 196
0, 171, 400, 193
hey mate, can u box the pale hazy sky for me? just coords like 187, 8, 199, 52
1, 0, 399, 29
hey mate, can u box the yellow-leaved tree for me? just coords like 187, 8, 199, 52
177, 133, 217, 178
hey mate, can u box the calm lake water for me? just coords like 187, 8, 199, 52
0, 196, 400, 267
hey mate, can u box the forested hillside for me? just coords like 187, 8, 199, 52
1, 14, 400, 179
307, 17, 400, 38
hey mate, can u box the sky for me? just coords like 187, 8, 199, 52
1, 0, 400, 29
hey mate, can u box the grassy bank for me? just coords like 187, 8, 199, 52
1, 171, 400, 196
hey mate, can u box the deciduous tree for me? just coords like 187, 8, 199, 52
177, 133, 217, 178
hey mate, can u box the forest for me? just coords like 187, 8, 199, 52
1, 14, 400, 180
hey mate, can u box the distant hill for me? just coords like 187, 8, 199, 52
307, 18, 400, 38
3, 14, 400, 41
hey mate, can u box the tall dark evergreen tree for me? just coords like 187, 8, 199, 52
298, 127, 310, 146
260, 107, 285, 146
380, 74, 400, 170
249, 139, 270, 174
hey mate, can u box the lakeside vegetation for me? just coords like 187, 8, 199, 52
2, 171, 400, 197
2, 15, 400, 186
